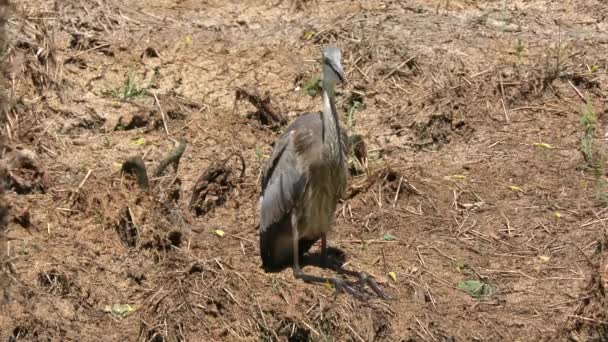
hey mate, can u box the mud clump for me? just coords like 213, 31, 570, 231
411, 112, 471, 149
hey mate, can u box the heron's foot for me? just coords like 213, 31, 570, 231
293, 268, 370, 300
352, 271, 392, 300
319, 260, 392, 300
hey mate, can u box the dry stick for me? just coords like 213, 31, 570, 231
392, 176, 403, 208
568, 315, 608, 325
77, 169, 93, 190
152, 92, 170, 135
346, 324, 366, 342
382, 55, 416, 81
72, 43, 111, 57
500, 211, 512, 236
154, 140, 187, 177
567, 80, 586, 103
592, 209, 608, 242
499, 73, 510, 123
121, 155, 150, 191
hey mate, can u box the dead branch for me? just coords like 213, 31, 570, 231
189, 152, 246, 209
121, 155, 150, 191
233, 87, 287, 126
154, 140, 187, 177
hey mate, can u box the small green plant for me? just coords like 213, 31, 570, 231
513, 38, 526, 63
544, 26, 573, 85
346, 100, 361, 129
458, 280, 496, 298
580, 101, 608, 202
582, 101, 600, 168
303, 74, 322, 97
106, 74, 148, 100
255, 146, 265, 163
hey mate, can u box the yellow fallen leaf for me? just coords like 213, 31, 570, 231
214, 229, 225, 237
324, 280, 334, 290
533, 142, 554, 149
388, 271, 397, 282
302, 30, 315, 40
185, 35, 192, 46
132, 137, 145, 146
509, 185, 523, 192
539, 255, 551, 262
554, 212, 562, 218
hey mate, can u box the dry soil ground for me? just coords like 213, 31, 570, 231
1, 0, 608, 341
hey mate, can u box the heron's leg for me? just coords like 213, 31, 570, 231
320, 234, 328, 266
291, 216, 367, 299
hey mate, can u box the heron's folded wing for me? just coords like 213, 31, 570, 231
260, 130, 308, 231
260, 162, 307, 232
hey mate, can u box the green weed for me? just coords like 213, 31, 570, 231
303, 74, 322, 97
580, 101, 608, 203
514, 38, 526, 63
105, 74, 148, 101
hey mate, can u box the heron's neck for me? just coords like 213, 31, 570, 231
321, 82, 342, 161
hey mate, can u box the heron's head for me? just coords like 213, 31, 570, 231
321, 44, 345, 86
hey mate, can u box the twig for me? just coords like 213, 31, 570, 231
72, 43, 111, 57
568, 315, 608, 325
567, 80, 585, 103
413, 315, 437, 342
153, 92, 170, 135
346, 324, 365, 342
154, 140, 187, 177
383, 56, 416, 81
223, 288, 244, 309
500, 211, 512, 236
581, 217, 608, 227
500, 98, 509, 123
392, 176, 403, 208
499, 73, 510, 123
77, 169, 93, 190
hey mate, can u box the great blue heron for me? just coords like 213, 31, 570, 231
259, 45, 389, 299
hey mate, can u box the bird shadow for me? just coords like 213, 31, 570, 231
300, 247, 347, 270
261, 247, 347, 273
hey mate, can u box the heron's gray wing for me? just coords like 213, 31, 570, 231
260, 130, 309, 231
261, 113, 320, 192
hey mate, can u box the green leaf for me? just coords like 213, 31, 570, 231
457, 280, 496, 298
383, 233, 396, 241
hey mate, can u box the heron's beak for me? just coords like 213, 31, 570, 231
329, 59, 346, 83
